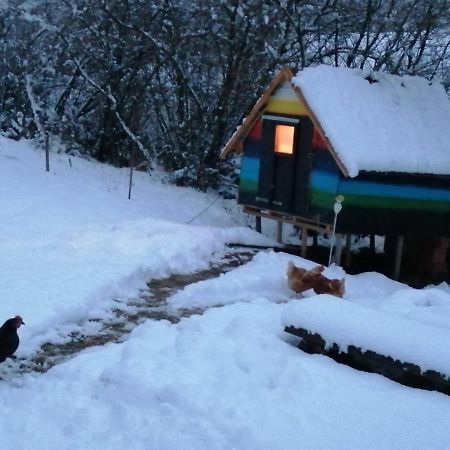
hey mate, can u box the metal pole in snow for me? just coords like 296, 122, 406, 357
328, 195, 344, 266
45, 131, 50, 172
128, 164, 133, 200
128, 144, 135, 200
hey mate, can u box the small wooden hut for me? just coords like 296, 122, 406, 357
221, 65, 450, 280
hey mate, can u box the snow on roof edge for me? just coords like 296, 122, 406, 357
292, 64, 450, 177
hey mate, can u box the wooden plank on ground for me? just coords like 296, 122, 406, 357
285, 325, 450, 396
282, 296, 450, 396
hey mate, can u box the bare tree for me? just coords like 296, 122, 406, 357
0, 0, 449, 190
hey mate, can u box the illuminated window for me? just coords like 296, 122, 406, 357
274, 125, 295, 154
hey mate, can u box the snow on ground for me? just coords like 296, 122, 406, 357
0, 137, 450, 449
0, 137, 273, 354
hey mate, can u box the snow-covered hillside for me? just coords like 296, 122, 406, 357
0, 137, 272, 355
0, 137, 449, 450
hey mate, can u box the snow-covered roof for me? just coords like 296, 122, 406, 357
292, 65, 450, 177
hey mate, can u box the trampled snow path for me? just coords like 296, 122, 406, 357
2, 247, 257, 379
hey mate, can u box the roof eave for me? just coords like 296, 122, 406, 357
220, 66, 295, 159
220, 66, 351, 178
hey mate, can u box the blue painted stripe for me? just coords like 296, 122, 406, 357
338, 178, 450, 202
310, 170, 339, 194
240, 156, 260, 181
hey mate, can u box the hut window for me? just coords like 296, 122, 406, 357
274, 125, 295, 154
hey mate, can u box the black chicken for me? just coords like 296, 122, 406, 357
0, 315, 25, 363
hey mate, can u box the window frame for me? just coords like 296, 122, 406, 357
261, 114, 300, 157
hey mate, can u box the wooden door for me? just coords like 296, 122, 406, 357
257, 115, 312, 213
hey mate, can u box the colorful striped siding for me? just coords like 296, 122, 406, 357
337, 192, 450, 212
338, 178, 450, 212
240, 156, 260, 193
239, 119, 264, 200
310, 170, 339, 194
309, 168, 450, 213
238, 107, 450, 223
339, 178, 450, 202
309, 169, 339, 210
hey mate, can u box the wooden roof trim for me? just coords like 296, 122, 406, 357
220, 66, 350, 178
290, 83, 350, 178
220, 66, 295, 159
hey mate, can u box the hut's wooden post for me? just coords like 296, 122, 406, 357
393, 235, 405, 280
277, 221, 283, 243
345, 234, 352, 268
255, 216, 261, 233
335, 234, 344, 266
313, 232, 318, 247
301, 227, 308, 258
370, 235, 376, 254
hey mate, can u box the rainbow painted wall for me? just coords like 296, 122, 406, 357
308, 151, 450, 233
239, 120, 263, 204
238, 83, 450, 235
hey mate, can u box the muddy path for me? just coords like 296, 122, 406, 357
5, 247, 258, 378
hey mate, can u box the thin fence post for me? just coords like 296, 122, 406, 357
128, 144, 135, 200
45, 131, 50, 172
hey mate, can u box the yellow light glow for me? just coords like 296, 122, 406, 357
274, 125, 294, 154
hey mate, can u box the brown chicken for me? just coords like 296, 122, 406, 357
311, 275, 345, 298
286, 261, 324, 294
287, 261, 345, 298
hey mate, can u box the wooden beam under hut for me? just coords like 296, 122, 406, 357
243, 205, 333, 235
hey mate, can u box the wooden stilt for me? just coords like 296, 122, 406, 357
276, 221, 283, 243
370, 235, 376, 254
345, 234, 352, 268
301, 227, 308, 258
393, 235, 405, 280
255, 216, 261, 233
335, 234, 343, 266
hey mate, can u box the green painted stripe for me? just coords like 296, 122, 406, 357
310, 188, 450, 212
240, 179, 258, 193
338, 178, 450, 202
310, 190, 335, 210
342, 193, 450, 212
